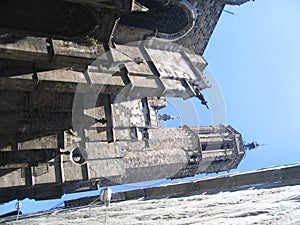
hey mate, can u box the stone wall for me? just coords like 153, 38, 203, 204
175, 0, 225, 54
114, 0, 226, 55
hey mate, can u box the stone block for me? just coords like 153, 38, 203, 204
0, 168, 25, 188
183, 52, 208, 72
114, 128, 133, 141
88, 158, 124, 178
37, 70, 90, 93
127, 74, 162, 98
124, 61, 152, 76
111, 99, 146, 128
0, 37, 49, 62
84, 127, 108, 142
52, 40, 102, 65
86, 66, 125, 94
19, 135, 58, 150
145, 48, 195, 80
63, 161, 84, 181
85, 142, 123, 159
0, 74, 36, 92
113, 26, 151, 45
160, 78, 190, 99
32, 161, 57, 185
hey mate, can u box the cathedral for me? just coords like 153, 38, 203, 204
0, 0, 251, 203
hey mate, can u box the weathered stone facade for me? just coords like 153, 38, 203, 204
176, 0, 226, 54
113, 0, 252, 54
0, 0, 250, 203
0, 39, 245, 203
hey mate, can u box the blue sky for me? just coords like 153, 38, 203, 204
1, 0, 300, 216
204, 0, 300, 171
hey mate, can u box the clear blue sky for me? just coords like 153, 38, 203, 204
1, 0, 300, 216
204, 0, 300, 171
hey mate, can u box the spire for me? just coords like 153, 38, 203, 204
244, 142, 261, 150
158, 114, 179, 121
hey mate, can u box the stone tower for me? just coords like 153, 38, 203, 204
0, 0, 250, 203
0, 41, 245, 203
